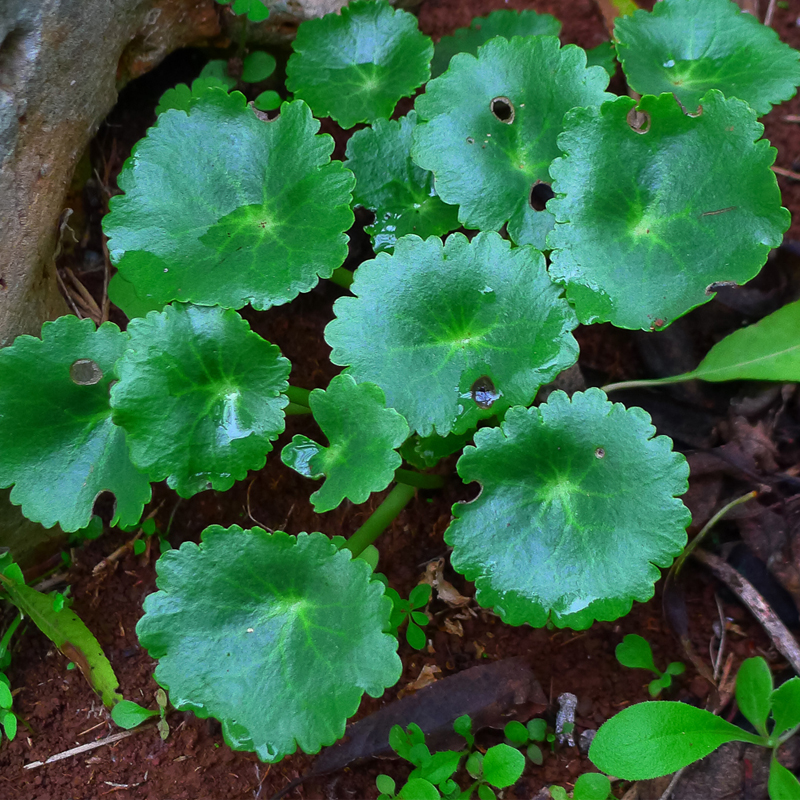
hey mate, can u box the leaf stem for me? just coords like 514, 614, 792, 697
285, 386, 311, 407
329, 267, 354, 290
0, 611, 22, 655
672, 490, 757, 580
345, 483, 416, 557
602, 372, 697, 393
394, 468, 445, 489
284, 402, 312, 416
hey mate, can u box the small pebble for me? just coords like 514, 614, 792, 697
556, 692, 577, 746
578, 728, 596, 754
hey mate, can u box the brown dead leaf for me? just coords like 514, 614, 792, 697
442, 618, 464, 637
397, 664, 441, 698
420, 558, 471, 608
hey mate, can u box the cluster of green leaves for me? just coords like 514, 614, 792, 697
379, 715, 525, 800
2, 0, 799, 774
385, 583, 432, 649
111, 687, 170, 740
590, 656, 800, 798
504, 718, 559, 766
615, 634, 685, 697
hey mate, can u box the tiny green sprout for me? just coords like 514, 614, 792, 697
614, 633, 685, 696
386, 583, 432, 649
214, 0, 269, 23
504, 717, 559, 765
591, 656, 800, 800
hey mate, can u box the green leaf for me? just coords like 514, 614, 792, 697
241, 51, 276, 83
769, 758, 800, 800
477, 786, 496, 800
409, 583, 432, 608
430, 9, 561, 78
446, 389, 690, 628
482, 743, 525, 788
108, 272, 165, 320
400, 430, 473, 470
586, 41, 617, 77
573, 773, 611, 800
345, 112, 460, 254
111, 699, 160, 729
648, 675, 671, 697
398, 779, 441, 800
454, 714, 474, 747
111, 304, 290, 498
133, 539, 146, 556
679, 299, 800, 383
2, 711, 17, 741
614, 0, 800, 116
547, 92, 789, 331
230, 0, 269, 23
0, 574, 121, 707
104, 93, 354, 310
771, 678, 800, 738
285, 0, 433, 128
615, 634, 659, 673
466, 751, 483, 779
550, 788, 569, 800
414, 750, 462, 784
412, 36, 612, 248
0, 315, 151, 531
325, 232, 579, 437
589, 701, 762, 779
155, 75, 233, 116
0, 682, 11, 708
280, 375, 408, 512
406, 621, 427, 650
377, 775, 397, 796
254, 90, 281, 111
665, 662, 685, 677
137, 526, 401, 761
736, 656, 773, 735
527, 718, 547, 741
526, 743, 543, 765
504, 720, 529, 745
198, 59, 238, 90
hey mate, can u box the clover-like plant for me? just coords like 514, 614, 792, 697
103, 91, 354, 311
345, 112, 460, 253
412, 35, 613, 248
286, 0, 433, 128
110, 303, 290, 498
385, 582, 432, 649
614, 0, 800, 116
590, 656, 800, 798
136, 525, 401, 761
615, 633, 685, 697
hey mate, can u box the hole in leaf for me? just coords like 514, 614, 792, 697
466, 136, 475, 144
529, 182, 555, 212
626, 107, 650, 134
471, 376, 500, 409
595, 448, 605, 459
490, 96, 515, 124
70, 359, 103, 385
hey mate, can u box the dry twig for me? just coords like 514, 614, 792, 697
693, 548, 800, 674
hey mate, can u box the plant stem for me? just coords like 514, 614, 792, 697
329, 267, 354, 290
672, 490, 757, 580
285, 386, 312, 407
602, 372, 696, 393
345, 483, 416, 557
0, 611, 22, 655
394, 468, 445, 489
284, 402, 312, 416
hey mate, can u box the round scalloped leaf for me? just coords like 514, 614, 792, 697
615, 0, 800, 116
285, 0, 433, 129
137, 526, 401, 761
110, 304, 290, 498
446, 389, 690, 629
155, 75, 232, 116
325, 232, 579, 437
412, 36, 613, 249
281, 375, 409, 513
108, 272, 165, 320
345, 112, 460, 254
103, 92, 354, 310
547, 92, 789, 331
0, 316, 151, 531
430, 9, 561, 78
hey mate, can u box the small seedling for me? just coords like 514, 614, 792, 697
380, 714, 526, 800
111, 688, 169, 739
549, 773, 612, 800
615, 633, 685, 696
385, 583, 432, 649
590, 656, 800, 798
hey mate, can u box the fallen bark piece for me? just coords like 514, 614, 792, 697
312, 657, 546, 776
